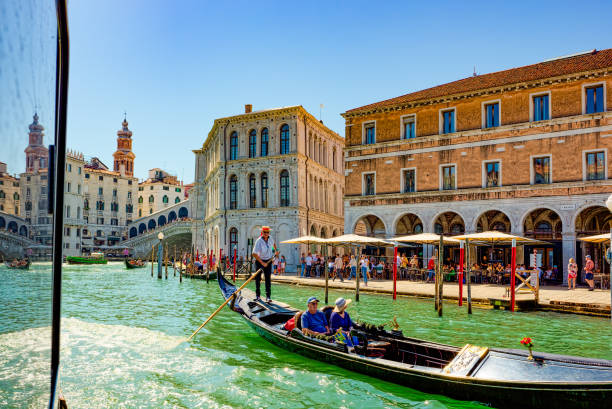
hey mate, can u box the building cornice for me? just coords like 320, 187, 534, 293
342, 68, 612, 119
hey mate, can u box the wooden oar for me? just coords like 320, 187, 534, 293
187, 269, 263, 341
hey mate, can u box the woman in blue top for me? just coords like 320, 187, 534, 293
329, 297, 353, 334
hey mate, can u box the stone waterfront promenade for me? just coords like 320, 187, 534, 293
270, 274, 611, 317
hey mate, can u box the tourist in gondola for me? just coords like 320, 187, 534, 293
301, 296, 329, 336
252, 226, 278, 303
329, 297, 353, 335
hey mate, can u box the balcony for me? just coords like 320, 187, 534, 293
64, 218, 86, 226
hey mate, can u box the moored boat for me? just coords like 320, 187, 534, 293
66, 252, 108, 265
125, 259, 147, 269
4, 259, 31, 270
217, 273, 612, 409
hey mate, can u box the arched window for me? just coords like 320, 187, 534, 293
230, 131, 238, 160
249, 174, 256, 208
175, 197, 180, 204
280, 170, 290, 207
536, 221, 552, 232
229, 175, 238, 209
149, 195, 154, 203
0, 190, 4, 199
280, 124, 290, 154
13, 192, 19, 201
434, 223, 443, 234
332, 148, 336, 171
139, 209, 142, 217
249, 129, 257, 158
261, 128, 269, 157
149, 208, 153, 214
229, 227, 238, 253
261, 173, 268, 208
414, 223, 423, 233
162, 195, 169, 204
138, 196, 143, 204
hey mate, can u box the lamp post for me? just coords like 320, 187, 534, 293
606, 194, 612, 323
157, 232, 164, 279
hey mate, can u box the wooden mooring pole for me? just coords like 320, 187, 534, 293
151, 245, 154, 277
165, 246, 168, 279
466, 239, 472, 314
173, 245, 177, 277
355, 248, 360, 302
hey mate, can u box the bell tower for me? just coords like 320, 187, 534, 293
24, 113, 49, 172
112, 115, 135, 177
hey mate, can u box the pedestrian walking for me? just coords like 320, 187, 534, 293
567, 257, 577, 290
252, 226, 278, 303
584, 255, 595, 291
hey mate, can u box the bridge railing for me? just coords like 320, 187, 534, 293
123, 218, 193, 244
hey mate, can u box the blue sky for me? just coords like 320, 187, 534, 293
4, 1, 611, 181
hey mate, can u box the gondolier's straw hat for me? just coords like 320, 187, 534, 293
261, 226, 271, 233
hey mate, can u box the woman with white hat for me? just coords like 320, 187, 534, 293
329, 297, 354, 335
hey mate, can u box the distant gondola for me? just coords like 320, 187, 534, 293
217, 273, 612, 409
4, 260, 31, 270
125, 259, 147, 269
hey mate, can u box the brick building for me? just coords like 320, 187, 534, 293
341, 49, 612, 283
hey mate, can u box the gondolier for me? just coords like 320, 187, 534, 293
252, 226, 278, 303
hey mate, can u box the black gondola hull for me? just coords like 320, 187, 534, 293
218, 273, 611, 409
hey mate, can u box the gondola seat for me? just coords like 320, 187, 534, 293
295, 311, 305, 330
320, 305, 334, 324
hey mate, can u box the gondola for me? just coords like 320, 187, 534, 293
125, 259, 147, 269
4, 260, 31, 270
218, 272, 611, 409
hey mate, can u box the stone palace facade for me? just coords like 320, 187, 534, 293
191, 105, 344, 270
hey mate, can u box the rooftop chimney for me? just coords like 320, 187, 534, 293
245, 104, 252, 113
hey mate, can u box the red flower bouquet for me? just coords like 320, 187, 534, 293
520, 337, 534, 360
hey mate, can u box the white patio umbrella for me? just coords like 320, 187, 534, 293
393, 233, 460, 245
578, 233, 610, 243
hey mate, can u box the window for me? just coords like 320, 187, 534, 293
402, 116, 415, 139
138, 196, 143, 203
441, 109, 455, 134
162, 195, 169, 203
138, 187, 143, 191
0, 190, 4, 199
261, 128, 269, 157
585, 85, 604, 114
434, 223, 443, 234
532, 156, 551, 184
127, 191, 131, 199
229, 175, 238, 209
85, 173, 90, 179
13, 192, 19, 200
96, 201, 105, 210
149, 208, 153, 214
139, 209, 142, 217
532, 94, 549, 121
441, 165, 456, 190
112, 189, 117, 197
249, 129, 257, 158
98, 176, 103, 181
77, 184, 81, 194
249, 174, 256, 208
280, 124, 290, 154
66, 206, 71, 218
98, 187, 103, 195
484, 161, 500, 188
230, 131, 238, 160
113, 178, 117, 183
150, 186, 153, 190
126, 204, 133, 213
229, 227, 238, 253
111, 218, 118, 226
149, 195, 154, 203
175, 197, 180, 203
261, 173, 268, 208
78, 167, 81, 174
163, 186, 169, 191
67, 164, 72, 172
76, 229, 80, 237
364, 122, 375, 144
175, 187, 181, 193
280, 170, 290, 206
402, 169, 416, 193
363, 172, 375, 196
128, 180, 132, 185
484, 102, 500, 128
96, 218, 104, 225
586, 151, 605, 181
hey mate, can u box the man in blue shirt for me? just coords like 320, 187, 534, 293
301, 296, 329, 336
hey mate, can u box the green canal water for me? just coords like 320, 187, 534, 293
1, 263, 611, 409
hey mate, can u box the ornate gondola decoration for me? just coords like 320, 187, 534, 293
216, 272, 612, 409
